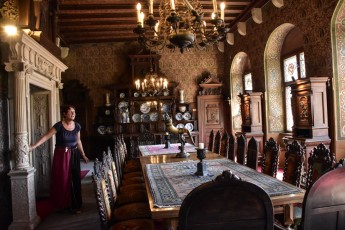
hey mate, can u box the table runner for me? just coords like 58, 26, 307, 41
146, 159, 304, 208
139, 143, 196, 156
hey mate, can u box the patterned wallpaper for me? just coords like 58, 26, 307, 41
223, 0, 339, 135
62, 43, 224, 108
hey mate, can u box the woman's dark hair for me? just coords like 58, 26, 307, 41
61, 105, 76, 117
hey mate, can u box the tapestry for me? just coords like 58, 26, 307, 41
139, 143, 196, 156
146, 159, 304, 207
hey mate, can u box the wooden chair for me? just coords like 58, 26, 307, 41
228, 133, 236, 161
178, 170, 274, 230
283, 140, 305, 187
261, 137, 280, 178
208, 130, 215, 152
246, 137, 259, 170
299, 166, 345, 230
305, 143, 335, 191
236, 134, 247, 165
213, 130, 221, 154
92, 172, 154, 230
219, 131, 229, 157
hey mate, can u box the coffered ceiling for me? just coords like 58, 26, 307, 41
56, 0, 270, 45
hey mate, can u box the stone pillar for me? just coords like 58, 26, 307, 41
7, 68, 40, 229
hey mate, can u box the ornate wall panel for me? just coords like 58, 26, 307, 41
332, 0, 345, 140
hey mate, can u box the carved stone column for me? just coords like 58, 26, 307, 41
6, 67, 40, 229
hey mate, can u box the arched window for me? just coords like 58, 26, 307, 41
281, 27, 305, 132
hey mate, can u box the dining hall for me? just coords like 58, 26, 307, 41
1, 0, 345, 229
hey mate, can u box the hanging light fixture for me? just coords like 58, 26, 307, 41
134, 55, 169, 97
133, 0, 229, 53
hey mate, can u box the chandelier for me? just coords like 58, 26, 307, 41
134, 57, 169, 97
133, 0, 229, 53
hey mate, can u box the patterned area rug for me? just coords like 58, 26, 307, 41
139, 143, 196, 156
146, 159, 304, 208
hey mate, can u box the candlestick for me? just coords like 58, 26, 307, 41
212, 0, 217, 14
140, 12, 145, 26
170, 0, 175, 10
149, 0, 153, 14
220, 2, 225, 21
136, 3, 141, 24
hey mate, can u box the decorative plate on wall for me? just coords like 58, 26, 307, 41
177, 123, 185, 129
150, 112, 158, 121
162, 103, 171, 113
132, 114, 141, 123
185, 123, 194, 132
175, 113, 183, 121
183, 112, 191, 120
140, 103, 150, 114
141, 114, 150, 122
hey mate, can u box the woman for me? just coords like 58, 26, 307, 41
30, 105, 89, 213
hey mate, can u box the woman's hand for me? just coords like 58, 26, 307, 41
82, 155, 89, 163
29, 145, 34, 152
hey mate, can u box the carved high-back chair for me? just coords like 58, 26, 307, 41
213, 130, 222, 154
261, 138, 280, 178
228, 133, 236, 161
283, 140, 305, 187
92, 170, 154, 230
219, 131, 229, 157
300, 166, 345, 230
236, 134, 247, 165
246, 137, 259, 170
305, 143, 335, 191
179, 170, 274, 230
208, 130, 215, 152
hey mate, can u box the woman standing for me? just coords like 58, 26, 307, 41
30, 105, 89, 213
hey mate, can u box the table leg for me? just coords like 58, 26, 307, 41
284, 203, 294, 229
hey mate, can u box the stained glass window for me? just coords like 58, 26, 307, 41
244, 73, 253, 91
285, 86, 293, 132
283, 52, 305, 132
283, 55, 298, 82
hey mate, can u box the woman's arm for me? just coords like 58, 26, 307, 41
29, 127, 57, 151
77, 131, 89, 163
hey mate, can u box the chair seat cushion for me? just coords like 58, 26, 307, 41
122, 176, 145, 186
123, 171, 143, 179
114, 202, 151, 221
117, 189, 148, 206
120, 183, 146, 193
110, 218, 155, 230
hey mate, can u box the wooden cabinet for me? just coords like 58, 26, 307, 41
197, 95, 225, 147
290, 77, 329, 139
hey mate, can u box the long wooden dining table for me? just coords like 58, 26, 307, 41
139, 150, 305, 229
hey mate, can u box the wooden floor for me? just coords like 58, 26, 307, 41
35, 161, 101, 230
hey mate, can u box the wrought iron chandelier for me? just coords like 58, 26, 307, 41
133, 0, 229, 53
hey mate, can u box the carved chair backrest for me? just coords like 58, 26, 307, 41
138, 131, 156, 146
208, 130, 215, 152
219, 131, 229, 157
236, 134, 247, 165
228, 133, 236, 161
301, 166, 345, 230
247, 137, 259, 170
261, 138, 280, 178
92, 170, 112, 230
305, 143, 335, 191
283, 140, 305, 187
179, 170, 274, 230
213, 130, 222, 154
102, 152, 117, 210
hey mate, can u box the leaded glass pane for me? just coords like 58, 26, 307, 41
244, 73, 253, 91
283, 55, 298, 82
285, 86, 293, 132
299, 52, 306, 78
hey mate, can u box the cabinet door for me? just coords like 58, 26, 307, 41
197, 95, 224, 147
